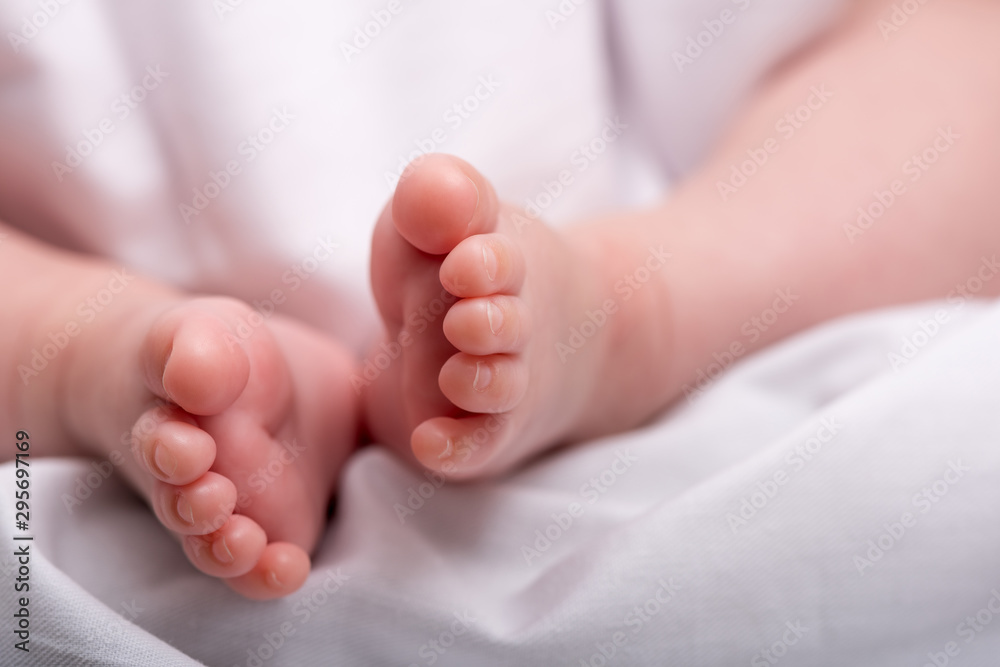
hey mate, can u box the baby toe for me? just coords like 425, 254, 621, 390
152, 472, 236, 535
411, 414, 513, 479
438, 353, 527, 414
391, 153, 499, 255
132, 407, 217, 485
439, 233, 525, 298
442, 296, 529, 356
223, 543, 311, 600
182, 514, 267, 579
141, 299, 251, 416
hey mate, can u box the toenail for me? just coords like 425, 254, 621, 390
473, 361, 492, 392
463, 175, 480, 230
268, 570, 283, 589
486, 301, 503, 335
483, 245, 498, 282
176, 495, 195, 525
438, 438, 455, 460
187, 536, 208, 558
212, 537, 235, 564
153, 444, 178, 478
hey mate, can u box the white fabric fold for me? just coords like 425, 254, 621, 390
5, 300, 1000, 665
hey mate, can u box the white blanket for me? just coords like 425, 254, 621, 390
4, 299, 1000, 666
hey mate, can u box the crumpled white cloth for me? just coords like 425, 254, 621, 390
4, 298, 1000, 666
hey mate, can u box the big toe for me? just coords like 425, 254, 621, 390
142, 298, 252, 416
392, 153, 499, 255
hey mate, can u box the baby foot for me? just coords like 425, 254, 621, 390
71, 296, 359, 599
365, 154, 618, 479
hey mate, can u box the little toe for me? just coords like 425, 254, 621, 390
440, 233, 526, 297
223, 543, 311, 600
392, 154, 499, 255
182, 514, 267, 579
442, 296, 529, 356
132, 407, 216, 486
438, 353, 528, 414
152, 472, 236, 535
411, 414, 513, 480
142, 299, 251, 416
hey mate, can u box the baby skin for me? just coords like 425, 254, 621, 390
3, 231, 359, 600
